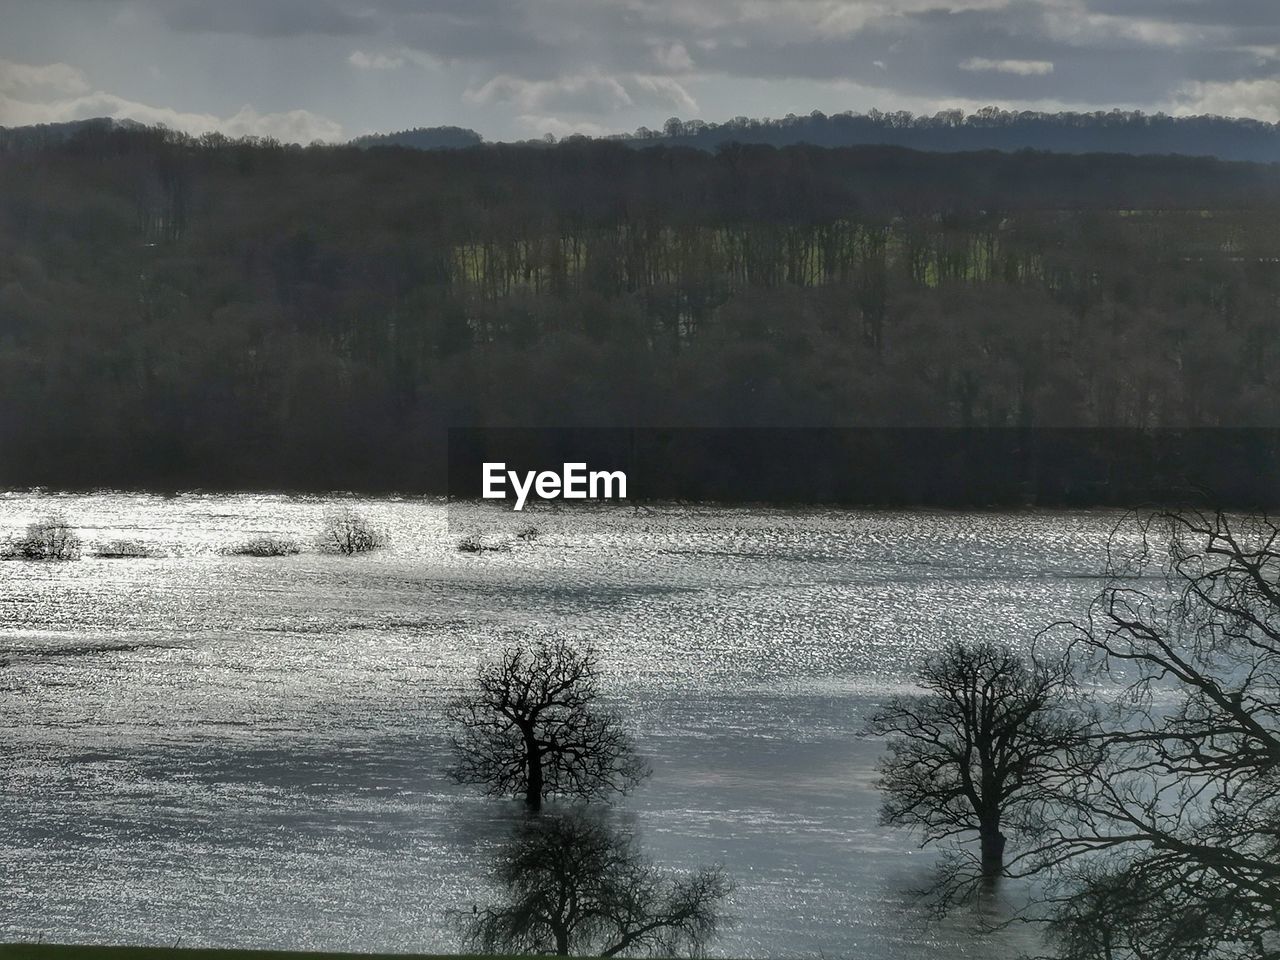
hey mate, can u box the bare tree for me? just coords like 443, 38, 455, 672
868, 640, 1084, 882
448, 640, 650, 814
460, 810, 732, 957
1038, 510, 1280, 960
446, 636, 648, 810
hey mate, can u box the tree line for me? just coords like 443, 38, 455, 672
2, 125, 1280, 498
19, 108, 1280, 161
618, 107, 1280, 163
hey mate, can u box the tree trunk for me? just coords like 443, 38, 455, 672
553, 926, 569, 956
524, 736, 543, 811
979, 820, 1006, 878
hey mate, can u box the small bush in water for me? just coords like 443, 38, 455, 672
93, 539, 159, 559
317, 508, 385, 555
2, 513, 82, 560
457, 532, 513, 554
228, 536, 301, 557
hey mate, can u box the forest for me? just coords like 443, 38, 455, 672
2, 122, 1280, 499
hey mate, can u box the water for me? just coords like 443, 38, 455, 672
0, 493, 1128, 957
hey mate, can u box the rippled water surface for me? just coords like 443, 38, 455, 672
0, 494, 1129, 957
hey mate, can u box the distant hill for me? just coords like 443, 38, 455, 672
0, 116, 145, 152
12, 111, 1280, 163
342, 109, 1280, 163
604, 108, 1280, 163
350, 125, 483, 150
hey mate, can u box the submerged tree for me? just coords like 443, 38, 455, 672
869, 640, 1084, 882
445, 636, 648, 810
461, 810, 731, 957
1040, 510, 1280, 960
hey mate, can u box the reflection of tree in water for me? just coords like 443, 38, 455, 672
457, 810, 731, 958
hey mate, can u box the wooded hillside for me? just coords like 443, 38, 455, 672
2, 125, 1279, 496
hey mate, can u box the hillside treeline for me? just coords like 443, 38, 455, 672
2, 125, 1280, 497
350, 125, 485, 151
622, 108, 1280, 163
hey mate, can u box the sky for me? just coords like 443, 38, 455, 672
1, 0, 1279, 143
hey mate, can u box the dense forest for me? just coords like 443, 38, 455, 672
2, 123, 1280, 499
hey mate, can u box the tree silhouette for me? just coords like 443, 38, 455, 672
445, 636, 648, 810
1040, 510, 1280, 960
869, 640, 1084, 882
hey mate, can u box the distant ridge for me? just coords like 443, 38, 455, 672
9, 109, 1280, 163
350, 125, 483, 150
0, 116, 145, 151
342, 109, 1280, 164
607, 108, 1280, 163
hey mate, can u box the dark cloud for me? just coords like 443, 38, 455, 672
159, 0, 377, 37
10, 0, 1280, 137
1082, 0, 1280, 30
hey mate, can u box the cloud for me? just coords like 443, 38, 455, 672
516, 115, 617, 139
630, 75, 699, 112
467, 71, 696, 116
12, 0, 1280, 140
1083, 0, 1280, 31
652, 41, 694, 72
0, 58, 90, 97
468, 74, 633, 114
0, 59, 342, 143
349, 50, 405, 70
159, 0, 374, 38
1172, 75, 1280, 122
1042, 9, 1227, 50
218, 105, 344, 142
960, 57, 1055, 76
348, 48, 440, 71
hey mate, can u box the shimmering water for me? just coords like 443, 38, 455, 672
0, 493, 1127, 957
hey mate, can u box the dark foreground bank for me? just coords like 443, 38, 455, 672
0, 948, 501, 960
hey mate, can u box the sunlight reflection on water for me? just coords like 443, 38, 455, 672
0, 493, 1132, 957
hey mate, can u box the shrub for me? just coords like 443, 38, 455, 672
2, 513, 82, 560
92, 539, 159, 559
228, 536, 301, 557
457, 533, 512, 554
317, 507, 385, 555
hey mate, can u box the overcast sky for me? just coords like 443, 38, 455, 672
2, 0, 1278, 143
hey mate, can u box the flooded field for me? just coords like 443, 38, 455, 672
0, 493, 1129, 957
